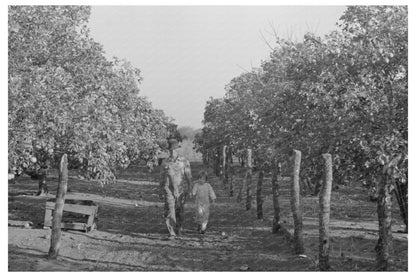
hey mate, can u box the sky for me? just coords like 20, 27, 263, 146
88, 6, 346, 128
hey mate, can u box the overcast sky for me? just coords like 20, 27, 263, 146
88, 6, 346, 128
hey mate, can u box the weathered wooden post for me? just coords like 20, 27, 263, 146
245, 148, 253, 210
256, 169, 264, 219
375, 154, 401, 270
291, 149, 304, 254
375, 173, 394, 270
48, 154, 68, 259
319, 153, 333, 270
272, 161, 282, 233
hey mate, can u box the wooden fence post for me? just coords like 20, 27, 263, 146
291, 149, 304, 254
375, 173, 394, 270
375, 154, 401, 270
319, 153, 333, 270
48, 154, 68, 259
256, 170, 264, 219
246, 148, 253, 210
272, 161, 282, 233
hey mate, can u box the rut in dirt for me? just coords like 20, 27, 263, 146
115, 162, 316, 271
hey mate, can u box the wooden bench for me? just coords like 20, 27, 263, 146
44, 199, 98, 232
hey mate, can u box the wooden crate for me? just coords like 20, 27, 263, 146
44, 199, 98, 232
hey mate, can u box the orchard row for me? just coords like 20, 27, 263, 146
8, 6, 180, 192
194, 6, 407, 271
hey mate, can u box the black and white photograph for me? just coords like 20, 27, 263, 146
5, 1, 410, 272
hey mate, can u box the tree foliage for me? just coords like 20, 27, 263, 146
195, 6, 407, 189
8, 6, 176, 185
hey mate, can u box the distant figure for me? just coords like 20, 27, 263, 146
192, 170, 216, 234
159, 138, 192, 239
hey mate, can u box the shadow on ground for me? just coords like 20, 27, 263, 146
9, 161, 407, 271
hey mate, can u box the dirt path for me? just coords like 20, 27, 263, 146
8, 163, 313, 271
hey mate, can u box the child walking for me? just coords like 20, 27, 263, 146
192, 170, 216, 234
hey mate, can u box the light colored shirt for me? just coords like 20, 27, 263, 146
160, 156, 192, 197
192, 181, 216, 207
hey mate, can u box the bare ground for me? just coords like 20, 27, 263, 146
8, 162, 407, 271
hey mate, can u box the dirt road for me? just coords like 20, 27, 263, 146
8, 163, 313, 271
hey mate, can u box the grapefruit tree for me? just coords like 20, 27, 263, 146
9, 6, 176, 194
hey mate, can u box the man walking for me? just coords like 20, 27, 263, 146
159, 138, 192, 239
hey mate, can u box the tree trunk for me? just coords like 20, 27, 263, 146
319, 153, 333, 271
48, 154, 68, 259
222, 145, 228, 189
219, 147, 224, 178
214, 148, 221, 177
302, 176, 314, 195
256, 170, 264, 219
375, 172, 394, 271
246, 148, 253, 210
228, 166, 234, 197
228, 146, 234, 197
394, 180, 408, 233
272, 161, 282, 233
202, 152, 208, 166
36, 168, 48, 196
314, 179, 323, 196
237, 171, 246, 203
291, 149, 304, 254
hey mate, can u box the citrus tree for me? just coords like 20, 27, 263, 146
196, 6, 407, 269
9, 6, 176, 194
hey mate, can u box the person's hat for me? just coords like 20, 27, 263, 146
167, 138, 180, 150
